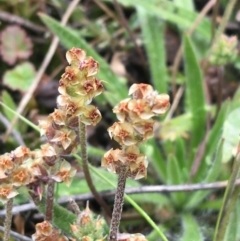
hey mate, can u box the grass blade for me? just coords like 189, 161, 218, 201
167, 154, 186, 207
181, 213, 203, 241
137, 7, 167, 93
183, 34, 206, 156
185, 139, 224, 209
104, 0, 211, 41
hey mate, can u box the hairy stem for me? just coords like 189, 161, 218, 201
3, 198, 13, 241
79, 121, 111, 218
109, 166, 127, 241
45, 179, 55, 221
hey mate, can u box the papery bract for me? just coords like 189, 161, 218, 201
81, 105, 102, 126
51, 128, 77, 150
0, 184, 18, 203
129, 83, 154, 99
0, 153, 14, 178
128, 99, 154, 121
52, 160, 76, 186
151, 94, 170, 114
11, 166, 31, 186
12, 146, 31, 164
108, 122, 137, 146
79, 57, 99, 77
101, 148, 121, 173
66, 48, 86, 66
113, 98, 131, 122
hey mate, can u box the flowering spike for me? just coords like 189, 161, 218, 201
102, 83, 170, 240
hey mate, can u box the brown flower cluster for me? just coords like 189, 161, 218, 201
102, 83, 170, 180
30, 48, 105, 238
35, 48, 104, 189
70, 202, 106, 241
32, 220, 68, 241
39, 48, 104, 157
0, 146, 32, 203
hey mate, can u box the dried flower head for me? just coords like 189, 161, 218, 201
32, 220, 68, 241
52, 160, 76, 186
101, 148, 121, 173
0, 153, 14, 178
80, 105, 102, 126
108, 122, 137, 146
11, 166, 31, 186
12, 146, 31, 164
41, 143, 57, 166
129, 83, 154, 99
66, 47, 86, 66
0, 184, 18, 203
51, 128, 77, 150
113, 98, 131, 122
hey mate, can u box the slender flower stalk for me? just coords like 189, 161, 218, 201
102, 83, 170, 240
45, 179, 55, 221
80, 122, 112, 217
109, 166, 128, 241
3, 198, 14, 241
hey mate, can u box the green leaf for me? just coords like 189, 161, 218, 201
183, 34, 206, 156
173, 0, 194, 11
158, 113, 192, 141
1, 91, 18, 128
38, 13, 128, 106
222, 108, 240, 163
224, 201, 239, 241
144, 138, 167, 181
194, 102, 229, 183
181, 213, 203, 241
3, 62, 36, 92
137, 8, 167, 92
1, 90, 28, 134
185, 140, 224, 209
167, 154, 186, 206
175, 137, 187, 168
103, 0, 211, 41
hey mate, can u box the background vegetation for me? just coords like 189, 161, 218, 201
0, 0, 240, 240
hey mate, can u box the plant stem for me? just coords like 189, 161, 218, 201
217, 187, 240, 240
109, 166, 127, 241
3, 198, 13, 241
74, 153, 169, 241
45, 179, 55, 221
213, 151, 240, 241
79, 121, 112, 218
